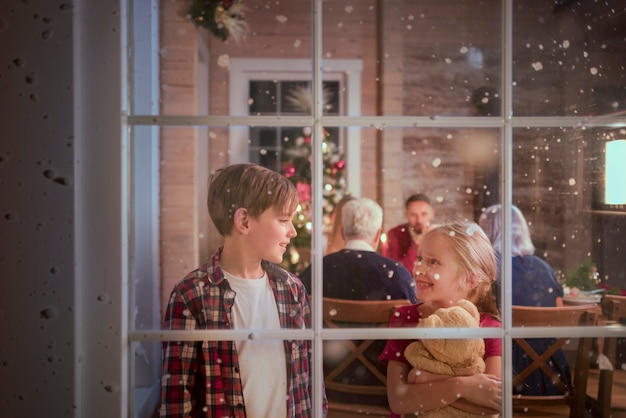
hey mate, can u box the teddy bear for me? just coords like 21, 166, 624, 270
403, 299, 494, 418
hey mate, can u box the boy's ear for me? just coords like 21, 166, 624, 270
233, 207, 250, 235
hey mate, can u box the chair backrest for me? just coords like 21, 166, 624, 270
323, 297, 411, 324
322, 297, 411, 417
587, 294, 626, 417
600, 294, 626, 323
511, 304, 600, 418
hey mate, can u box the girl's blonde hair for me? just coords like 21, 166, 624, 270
427, 220, 499, 317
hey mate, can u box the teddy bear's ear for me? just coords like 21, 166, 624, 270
456, 299, 480, 321
421, 313, 444, 329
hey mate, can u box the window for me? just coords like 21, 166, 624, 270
125, 1, 626, 417
247, 79, 340, 170
228, 58, 363, 192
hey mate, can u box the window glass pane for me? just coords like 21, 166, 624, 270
322, 0, 503, 117
131, 341, 161, 417
150, 126, 224, 319
249, 81, 278, 114
156, 0, 312, 116
131, 126, 161, 332
249, 127, 280, 169
372, 126, 501, 219
512, 127, 626, 297
513, 0, 626, 116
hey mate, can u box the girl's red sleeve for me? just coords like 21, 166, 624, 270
378, 304, 422, 365
480, 314, 502, 358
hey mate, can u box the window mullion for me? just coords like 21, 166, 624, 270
311, 0, 325, 417
502, 0, 514, 417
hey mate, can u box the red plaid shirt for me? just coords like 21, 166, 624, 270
160, 248, 326, 417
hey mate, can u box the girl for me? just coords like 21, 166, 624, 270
379, 220, 502, 416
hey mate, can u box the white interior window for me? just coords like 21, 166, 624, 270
229, 58, 362, 195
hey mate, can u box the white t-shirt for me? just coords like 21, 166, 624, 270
223, 270, 288, 418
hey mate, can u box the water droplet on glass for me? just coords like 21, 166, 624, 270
40, 307, 59, 320
104, 384, 118, 393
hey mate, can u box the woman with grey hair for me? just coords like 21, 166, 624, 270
479, 204, 569, 397
478, 204, 536, 257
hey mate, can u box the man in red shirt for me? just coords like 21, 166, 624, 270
386, 194, 436, 273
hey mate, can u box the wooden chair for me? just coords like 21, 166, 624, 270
322, 297, 411, 418
586, 294, 626, 417
511, 304, 600, 418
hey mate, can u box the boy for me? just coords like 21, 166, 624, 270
160, 163, 326, 417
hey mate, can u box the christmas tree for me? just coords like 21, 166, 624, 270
280, 127, 347, 273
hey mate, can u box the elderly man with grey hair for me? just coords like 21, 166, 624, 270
298, 197, 417, 408
300, 197, 417, 302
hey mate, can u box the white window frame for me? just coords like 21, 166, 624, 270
85, 1, 626, 418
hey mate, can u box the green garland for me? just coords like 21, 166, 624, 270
564, 259, 599, 291
188, 0, 247, 42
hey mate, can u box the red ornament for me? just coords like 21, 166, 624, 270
296, 182, 311, 203
284, 165, 296, 178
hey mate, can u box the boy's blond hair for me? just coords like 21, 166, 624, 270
207, 163, 299, 236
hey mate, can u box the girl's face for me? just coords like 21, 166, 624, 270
413, 233, 471, 309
